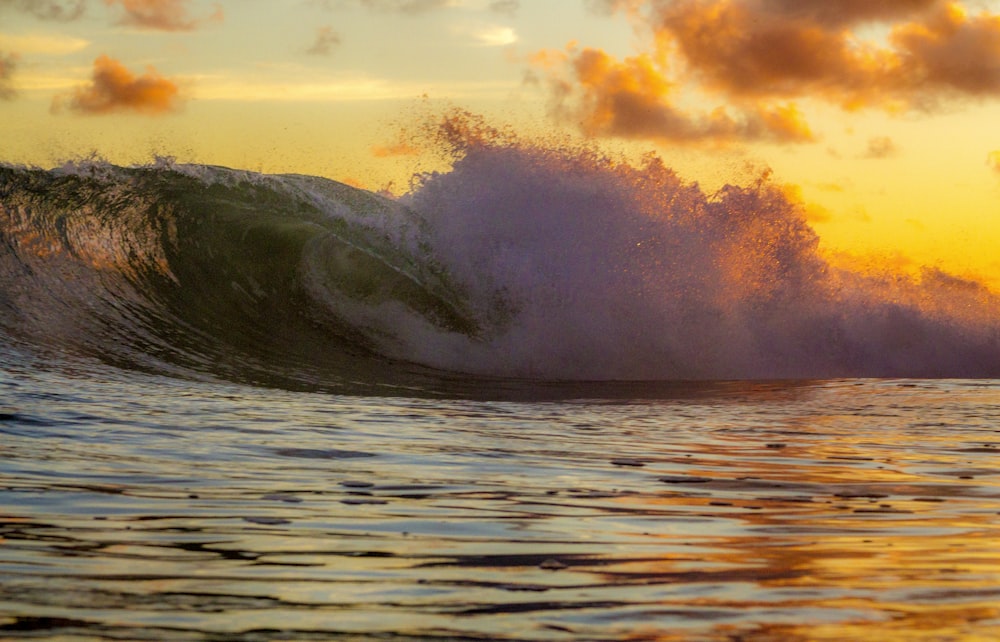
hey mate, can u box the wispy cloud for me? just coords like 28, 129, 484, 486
0, 51, 18, 100
359, 0, 454, 14
989, 150, 1000, 175
533, 0, 1000, 145
189, 66, 514, 102
583, 0, 642, 17
863, 136, 900, 159
371, 140, 420, 157
453, 22, 517, 46
53, 54, 182, 114
0, 32, 89, 55
3, 0, 225, 29
487, 0, 517, 16
306, 25, 341, 55
104, 0, 223, 31
476, 25, 516, 46
0, 0, 86, 21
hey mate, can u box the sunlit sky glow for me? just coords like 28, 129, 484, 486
3, 0, 1000, 286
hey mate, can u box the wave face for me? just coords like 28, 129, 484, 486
3, 148, 1000, 388
0, 161, 481, 391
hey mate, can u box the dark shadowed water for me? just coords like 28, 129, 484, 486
2, 355, 999, 640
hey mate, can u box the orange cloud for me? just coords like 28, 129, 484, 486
891, 3, 1000, 99
658, 0, 1000, 108
0, 51, 17, 100
760, 0, 939, 27
371, 141, 420, 158
539, 45, 813, 144
339, 176, 367, 189
104, 0, 222, 31
54, 54, 182, 115
656, 0, 895, 107
988, 150, 1000, 175
780, 182, 833, 223
533, 0, 1000, 145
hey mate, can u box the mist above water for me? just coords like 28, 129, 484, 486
397, 116, 1000, 379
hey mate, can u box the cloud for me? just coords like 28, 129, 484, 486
815, 181, 845, 192
371, 140, 420, 157
891, 3, 1000, 99
53, 54, 182, 114
477, 25, 516, 46
654, 0, 1000, 108
863, 136, 900, 159
0, 33, 90, 55
359, 0, 452, 14
305, 0, 457, 14
0, 51, 18, 100
532, 0, 1000, 145
536, 45, 813, 144
188, 67, 513, 102
306, 25, 341, 55
455, 23, 517, 47
657, 1, 879, 103
988, 150, 1000, 174
487, 0, 518, 16
583, 0, 642, 16
759, 0, 940, 27
780, 183, 833, 222
103, 0, 223, 31
0, 0, 86, 21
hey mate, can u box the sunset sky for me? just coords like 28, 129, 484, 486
3, 0, 1000, 286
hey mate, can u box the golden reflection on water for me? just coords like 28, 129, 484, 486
598, 386, 1000, 641
2, 379, 1000, 640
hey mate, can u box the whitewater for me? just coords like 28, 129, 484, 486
1, 135, 999, 640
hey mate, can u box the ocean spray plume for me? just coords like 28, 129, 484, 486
401, 116, 1000, 379
2, 133, 1000, 386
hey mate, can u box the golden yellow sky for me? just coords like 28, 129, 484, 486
2, 0, 1000, 287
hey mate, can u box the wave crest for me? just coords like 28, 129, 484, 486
404, 131, 1000, 378
3, 140, 1000, 386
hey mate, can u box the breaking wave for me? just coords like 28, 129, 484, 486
3, 136, 1000, 391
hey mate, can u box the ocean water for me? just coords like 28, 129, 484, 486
3, 361, 1000, 641
2, 135, 1000, 639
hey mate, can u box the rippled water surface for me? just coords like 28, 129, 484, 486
2, 361, 999, 640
